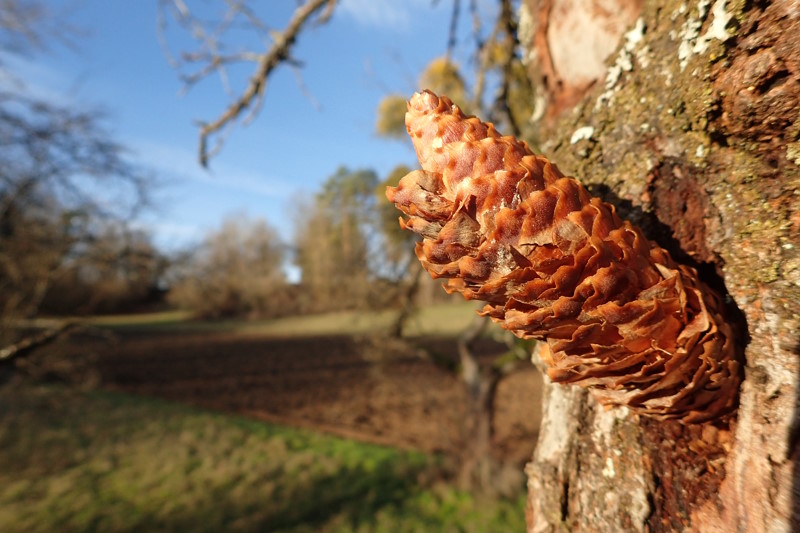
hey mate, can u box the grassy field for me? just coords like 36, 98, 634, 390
88, 301, 491, 339
0, 384, 526, 532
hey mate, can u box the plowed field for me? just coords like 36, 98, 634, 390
91, 329, 543, 465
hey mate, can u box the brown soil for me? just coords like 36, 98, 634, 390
83, 329, 543, 466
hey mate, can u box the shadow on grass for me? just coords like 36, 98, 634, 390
232, 464, 431, 532
115, 462, 431, 533
268, 465, 418, 530
0, 384, 524, 533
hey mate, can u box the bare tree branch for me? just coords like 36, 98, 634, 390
493, 0, 522, 137
468, 0, 488, 111
0, 320, 78, 363
0, 89, 153, 323
161, 0, 336, 167
162, 0, 532, 166
0, 0, 80, 54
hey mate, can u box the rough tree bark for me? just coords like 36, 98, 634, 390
521, 0, 800, 531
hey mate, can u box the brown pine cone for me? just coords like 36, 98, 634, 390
387, 90, 739, 423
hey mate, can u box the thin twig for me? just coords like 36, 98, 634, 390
469, 0, 486, 111
445, 0, 460, 59
491, 0, 522, 137
196, 0, 335, 166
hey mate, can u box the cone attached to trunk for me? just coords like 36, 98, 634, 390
387, 90, 739, 422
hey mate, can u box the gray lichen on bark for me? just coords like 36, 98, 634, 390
526, 360, 653, 532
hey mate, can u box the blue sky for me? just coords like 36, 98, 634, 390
14, 1, 482, 256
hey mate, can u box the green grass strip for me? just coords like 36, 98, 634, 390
0, 385, 524, 532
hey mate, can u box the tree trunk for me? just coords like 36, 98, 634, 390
521, 0, 800, 531
388, 262, 424, 338
456, 315, 501, 492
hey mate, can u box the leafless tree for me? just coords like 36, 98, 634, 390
293, 167, 378, 313
0, 1, 152, 360
0, 96, 151, 314
0, 0, 78, 53
168, 214, 289, 318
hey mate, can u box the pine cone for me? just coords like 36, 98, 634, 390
387, 90, 739, 422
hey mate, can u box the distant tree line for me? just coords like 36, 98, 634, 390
167, 165, 453, 320
0, 1, 161, 351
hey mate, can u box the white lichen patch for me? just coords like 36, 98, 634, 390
696, 144, 706, 158
670, 3, 686, 21
786, 142, 800, 165
694, 0, 733, 55
678, 0, 711, 70
602, 457, 616, 478
595, 18, 647, 109
517, 2, 535, 63
530, 92, 546, 123
628, 474, 653, 526
636, 44, 651, 69
570, 126, 595, 144
593, 402, 630, 449
678, 0, 732, 71
535, 378, 580, 463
